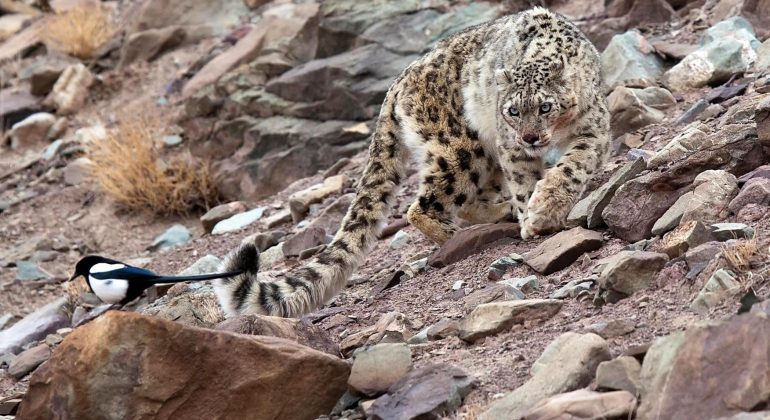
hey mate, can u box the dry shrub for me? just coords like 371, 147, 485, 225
723, 238, 759, 274
41, 5, 116, 59
86, 114, 220, 216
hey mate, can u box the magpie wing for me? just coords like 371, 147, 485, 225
89, 265, 160, 281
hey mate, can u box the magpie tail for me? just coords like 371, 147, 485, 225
150, 271, 245, 284
214, 91, 407, 318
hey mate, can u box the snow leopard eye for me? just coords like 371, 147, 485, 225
539, 103, 552, 114
508, 106, 520, 117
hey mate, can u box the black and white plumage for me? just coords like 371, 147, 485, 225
69, 255, 245, 304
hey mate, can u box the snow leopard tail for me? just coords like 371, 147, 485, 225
215, 90, 408, 317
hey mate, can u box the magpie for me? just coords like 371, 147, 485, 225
69, 255, 244, 305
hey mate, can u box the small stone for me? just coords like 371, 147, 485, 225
148, 224, 191, 251
690, 268, 741, 314
501, 275, 539, 293
677, 99, 710, 125
245, 230, 286, 252
211, 207, 266, 235
15, 260, 51, 281
9, 112, 57, 149
598, 251, 669, 297
685, 241, 723, 268
288, 174, 347, 223
596, 356, 642, 394
45, 63, 94, 114
389, 230, 410, 249
264, 209, 292, 228
0, 298, 69, 354
463, 284, 525, 311
710, 223, 755, 241
259, 243, 284, 269
178, 255, 222, 276
62, 157, 93, 185
406, 328, 428, 345
426, 318, 460, 340
659, 220, 714, 258
162, 134, 183, 147
41, 138, 64, 161
550, 277, 596, 299
585, 318, 636, 338
45, 333, 64, 346
200, 201, 247, 233
428, 223, 520, 268
282, 227, 328, 257
459, 299, 563, 342
348, 343, 412, 397
8, 343, 50, 379
452, 280, 464, 291
368, 364, 474, 420
0, 313, 14, 329
524, 227, 604, 275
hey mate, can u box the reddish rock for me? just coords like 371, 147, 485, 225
215, 314, 339, 355
604, 125, 765, 242
638, 311, 770, 419
378, 217, 409, 239
522, 389, 637, 420
200, 201, 247, 233
757, 96, 770, 147
523, 227, 603, 275
729, 178, 770, 214
18, 311, 349, 420
282, 226, 328, 257
7, 344, 50, 379
428, 223, 520, 268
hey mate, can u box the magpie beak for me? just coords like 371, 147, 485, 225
69, 255, 243, 305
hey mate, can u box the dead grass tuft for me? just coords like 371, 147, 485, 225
724, 238, 759, 274
41, 5, 116, 59
86, 113, 220, 216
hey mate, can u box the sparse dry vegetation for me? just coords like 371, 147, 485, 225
41, 5, 116, 59
723, 238, 759, 274
86, 113, 220, 216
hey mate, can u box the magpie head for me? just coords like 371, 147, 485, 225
70, 255, 113, 281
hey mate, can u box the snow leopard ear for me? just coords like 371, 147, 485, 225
495, 69, 512, 86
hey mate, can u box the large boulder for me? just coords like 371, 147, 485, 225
601, 31, 664, 88
638, 311, 770, 419
18, 311, 350, 420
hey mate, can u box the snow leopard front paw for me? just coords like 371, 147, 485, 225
520, 183, 571, 239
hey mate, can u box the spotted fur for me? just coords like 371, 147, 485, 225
215, 7, 610, 317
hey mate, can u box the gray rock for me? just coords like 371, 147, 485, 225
459, 299, 563, 343
9, 112, 56, 149
607, 86, 666, 137
710, 223, 755, 241
690, 269, 741, 313
426, 318, 460, 340
62, 157, 93, 186
501, 275, 539, 294
664, 17, 759, 92
570, 158, 646, 228
598, 251, 669, 297
463, 283, 525, 311
148, 224, 192, 251
200, 201, 247, 233
15, 260, 51, 281
368, 364, 474, 420
283, 227, 328, 257
481, 332, 611, 420
596, 356, 642, 394
585, 318, 636, 338
487, 255, 521, 280
680, 170, 739, 225
211, 207, 266, 235
648, 122, 708, 168
389, 230, 410, 249
348, 343, 412, 397
652, 191, 693, 236
0, 297, 69, 354
244, 230, 286, 252
550, 277, 596, 299
523, 389, 637, 420
677, 99, 710, 125
178, 255, 222, 276
41, 139, 64, 161
757, 38, 770, 71
601, 31, 664, 87
259, 243, 285, 269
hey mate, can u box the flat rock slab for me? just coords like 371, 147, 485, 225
428, 223, 520, 268
18, 311, 350, 420
368, 364, 474, 420
524, 227, 604, 275
459, 299, 563, 343
523, 389, 636, 420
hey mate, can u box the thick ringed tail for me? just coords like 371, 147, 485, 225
215, 91, 408, 318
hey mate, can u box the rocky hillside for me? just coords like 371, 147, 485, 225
1, 0, 770, 418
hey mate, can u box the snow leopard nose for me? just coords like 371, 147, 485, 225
522, 133, 539, 145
